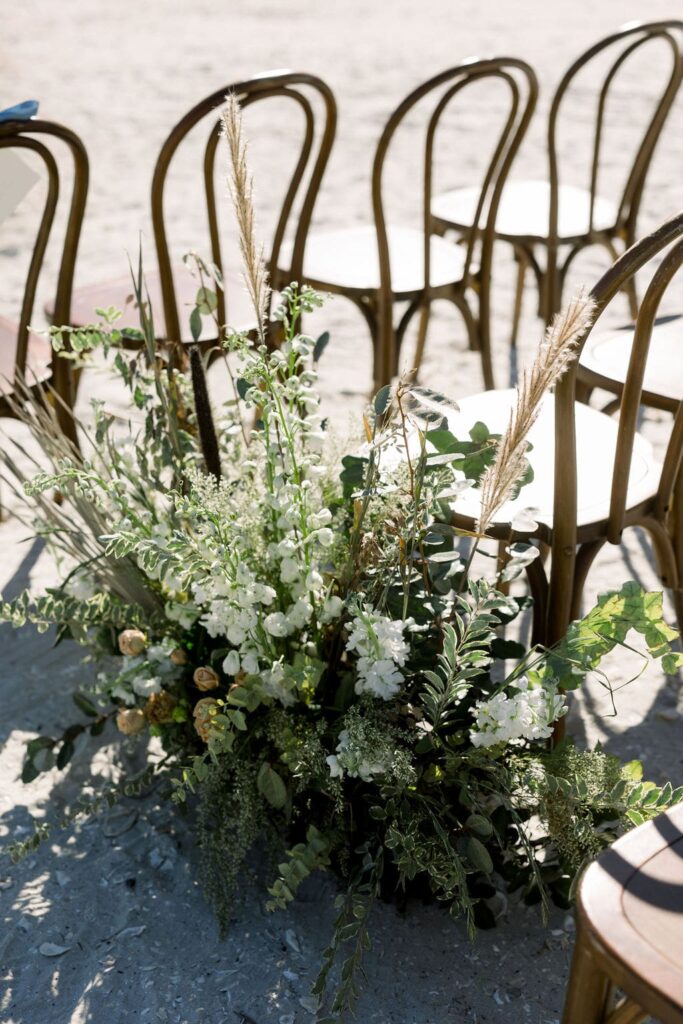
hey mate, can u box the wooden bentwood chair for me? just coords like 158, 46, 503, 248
0, 118, 88, 437
431, 21, 683, 348
67, 70, 336, 348
282, 58, 537, 393
443, 211, 683, 654
562, 802, 683, 1024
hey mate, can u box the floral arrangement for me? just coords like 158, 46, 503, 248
3, 97, 682, 1020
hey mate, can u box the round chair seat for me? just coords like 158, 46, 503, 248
565, 803, 683, 1024
442, 388, 660, 530
579, 313, 683, 412
431, 180, 618, 243
280, 225, 469, 297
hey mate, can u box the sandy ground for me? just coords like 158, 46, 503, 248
2, 1, 683, 1021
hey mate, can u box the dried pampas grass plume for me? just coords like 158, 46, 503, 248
221, 94, 270, 340
477, 290, 596, 535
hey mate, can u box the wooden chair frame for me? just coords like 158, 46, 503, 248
151, 70, 336, 345
448, 212, 683, 653
0, 118, 88, 427
563, 803, 683, 1024
349, 58, 536, 391
540, 19, 683, 322
431, 21, 683, 351
372, 57, 537, 390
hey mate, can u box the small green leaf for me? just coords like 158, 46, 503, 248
464, 835, 493, 874
313, 330, 330, 363
73, 693, 98, 717
195, 287, 217, 314
236, 377, 250, 400
466, 813, 493, 838
373, 384, 392, 416
257, 763, 287, 809
189, 306, 202, 342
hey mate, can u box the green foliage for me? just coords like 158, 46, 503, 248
419, 581, 517, 732
266, 825, 331, 911
540, 581, 683, 690
0, 589, 153, 634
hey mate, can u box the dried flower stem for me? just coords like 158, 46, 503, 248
221, 94, 270, 343
477, 290, 596, 536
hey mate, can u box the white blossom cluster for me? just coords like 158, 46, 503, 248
168, 331, 344, 707
345, 606, 412, 700
469, 677, 566, 748
326, 728, 387, 781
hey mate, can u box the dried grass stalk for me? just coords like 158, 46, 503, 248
477, 290, 596, 534
221, 94, 270, 339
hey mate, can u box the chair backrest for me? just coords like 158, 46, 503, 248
151, 70, 336, 342
370, 57, 538, 383
547, 20, 683, 247
0, 118, 88, 387
551, 210, 683, 636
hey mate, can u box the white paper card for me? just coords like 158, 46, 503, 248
0, 150, 41, 226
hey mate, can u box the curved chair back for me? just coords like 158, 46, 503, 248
370, 57, 538, 385
0, 118, 88, 394
151, 70, 336, 342
550, 211, 683, 639
547, 21, 683, 252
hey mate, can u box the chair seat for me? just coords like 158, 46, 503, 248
63, 267, 258, 342
440, 388, 659, 530
280, 225, 468, 296
431, 180, 618, 243
579, 313, 683, 412
0, 315, 52, 395
578, 803, 683, 1023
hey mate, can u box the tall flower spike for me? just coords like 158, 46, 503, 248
221, 94, 270, 343
477, 290, 596, 535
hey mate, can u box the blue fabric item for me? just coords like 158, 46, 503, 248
0, 100, 39, 123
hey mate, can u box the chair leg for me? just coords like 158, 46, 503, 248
561, 921, 614, 1024
639, 515, 683, 637
411, 302, 431, 380
570, 540, 606, 621
670, 471, 683, 635
509, 247, 527, 374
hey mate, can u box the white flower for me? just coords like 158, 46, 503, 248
165, 601, 200, 629
470, 677, 566, 748
242, 651, 260, 675
131, 674, 162, 698
314, 527, 334, 548
286, 598, 313, 630
279, 557, 301, 584
222, 650, 241, 676
305, 569, 324, 591
326, 754, 343, 778
321, 595, 344, 622
345, 606, 411, 701
310, 508, 332, 528
264, 612, 290, 637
